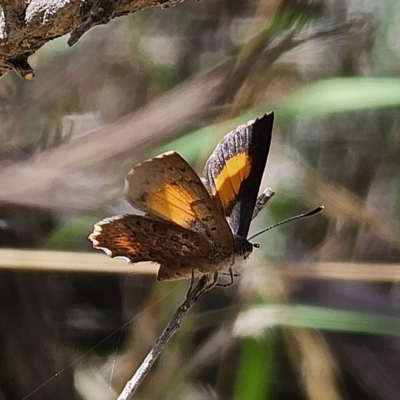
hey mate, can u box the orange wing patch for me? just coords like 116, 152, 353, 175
124, 151, 234, 255
143, 182, 197, 228
213, 152, 251, 210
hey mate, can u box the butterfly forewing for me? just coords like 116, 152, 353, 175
203, 113, 273, 237
124, 151, 234, 255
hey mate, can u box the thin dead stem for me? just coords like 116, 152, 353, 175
116, 274, 215, 400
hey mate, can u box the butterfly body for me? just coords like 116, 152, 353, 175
89, 112, 274, 282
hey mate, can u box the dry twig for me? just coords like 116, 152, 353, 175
116, 274, 214, 400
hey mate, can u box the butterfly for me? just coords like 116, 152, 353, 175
89, 113, 275, 286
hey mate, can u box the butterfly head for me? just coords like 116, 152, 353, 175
233, 235, 255, 261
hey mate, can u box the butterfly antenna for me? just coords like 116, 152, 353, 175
249, 205, 324, 241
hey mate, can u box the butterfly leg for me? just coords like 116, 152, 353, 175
252, 187, 275, 220
187, 272, 219, 300
186, 268, 196, 298
198, 272, 219, 295
204, 271, 219, 292
216, 267, 234, 287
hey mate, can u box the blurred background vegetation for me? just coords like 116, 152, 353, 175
1, 0, 400, 399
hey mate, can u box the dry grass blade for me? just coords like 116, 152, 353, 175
281, 262, 400, 282
1, 249, 399, 283
0, 249, 157, 274
283, 329, 341, 400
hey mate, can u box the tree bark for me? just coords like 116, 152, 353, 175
0, 0, 186, 79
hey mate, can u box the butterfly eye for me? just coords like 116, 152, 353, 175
252, 243, 260, 249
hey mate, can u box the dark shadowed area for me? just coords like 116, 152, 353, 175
1, 1, 400, 399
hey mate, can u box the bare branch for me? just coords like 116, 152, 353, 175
117, 274, 215, 400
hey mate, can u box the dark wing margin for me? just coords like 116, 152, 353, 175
203, 112, 273, 237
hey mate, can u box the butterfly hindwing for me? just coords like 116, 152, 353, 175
203, 113, 273, 237
124, 151, 234, 255
89, 214, 213, 280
